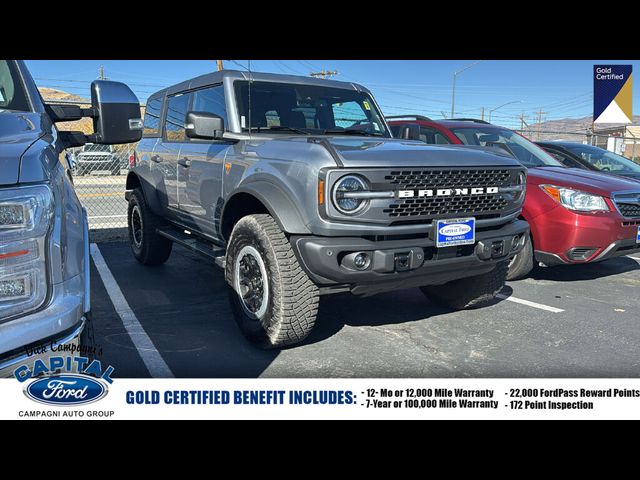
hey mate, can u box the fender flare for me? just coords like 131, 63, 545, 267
125, 167, 164, 216
224, 182, 311, 235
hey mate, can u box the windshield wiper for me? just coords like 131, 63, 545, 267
323, 128, 384, 137
248, 125, 310, 135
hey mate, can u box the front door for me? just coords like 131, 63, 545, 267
176, 84, 230, 240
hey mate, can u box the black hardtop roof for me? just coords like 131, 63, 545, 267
146, 69, 370, 102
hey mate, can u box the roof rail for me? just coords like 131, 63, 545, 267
447, 118, 490, 124
385, 115, 433, 122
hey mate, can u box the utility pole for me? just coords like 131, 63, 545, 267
216, 60, 224, 71
451, 60, 482, 118
481, 107, 485, 121
309, 69, 339, 79
535, 109, 547, 140
98, 65, 106, 80
519, 113, 528, 132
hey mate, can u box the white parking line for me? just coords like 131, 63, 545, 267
628, 256, 640, 263
496, 294, 565, 313
90, 243, 174, 378
88, 215, 127, 219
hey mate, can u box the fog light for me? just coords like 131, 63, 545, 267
354, 253, 370, 270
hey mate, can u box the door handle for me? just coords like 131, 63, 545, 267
178, 158, 191, 168
151, 155, 162, 163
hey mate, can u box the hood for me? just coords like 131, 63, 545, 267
528, 167, 640, 195
325, 137, 522, 168
612, 172, 640, 181
0, 111, 43, 186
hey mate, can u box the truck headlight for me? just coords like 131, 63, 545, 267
541, 185, 609, 212
332, 175, 369, 215
0, 186, 53, 319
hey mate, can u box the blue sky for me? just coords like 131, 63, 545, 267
25, 60, 639, 130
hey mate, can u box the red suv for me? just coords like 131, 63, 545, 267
388, 117, 640, 279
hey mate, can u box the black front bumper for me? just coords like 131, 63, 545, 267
291, 219, 529, 296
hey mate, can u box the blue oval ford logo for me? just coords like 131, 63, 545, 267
24, 374, 108, 406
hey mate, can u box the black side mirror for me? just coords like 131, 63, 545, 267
401, 124, 421, 141
90, 80, 143, 144
185, 111, 224, 140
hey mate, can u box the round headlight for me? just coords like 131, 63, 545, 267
332, 175, 369, 215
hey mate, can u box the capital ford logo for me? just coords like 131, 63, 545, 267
398, 187, 499, 198
15, 355, 114, 407
25, 374, 107, 406
439, 223, 472, 236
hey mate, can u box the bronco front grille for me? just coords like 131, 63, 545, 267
384, 169, 512, 189
382, 168, 517, 219
384, 195, 508, 218
613, 193, 640, 218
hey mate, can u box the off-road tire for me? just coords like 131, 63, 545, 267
128, 188, 173, 265
506, 234, 534, 281
421, 260, 509, 310
226, 214, 319, 348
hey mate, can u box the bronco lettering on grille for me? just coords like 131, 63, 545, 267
397, 187, 499, 198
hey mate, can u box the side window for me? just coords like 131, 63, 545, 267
143, 97, 162, 137
192, 85, 228, 128
419, 126, 452, 145
549, 150, 577, 168
164, 93, 191, 142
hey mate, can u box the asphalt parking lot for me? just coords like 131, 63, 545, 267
87, 240, 640, 378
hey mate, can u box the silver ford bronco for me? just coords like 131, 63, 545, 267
126, 70, 529, 348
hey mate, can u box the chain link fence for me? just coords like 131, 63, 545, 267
67, 143, 135, 236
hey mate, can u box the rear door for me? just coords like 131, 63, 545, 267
177, 84, 231, 240
157, 92, 191, 215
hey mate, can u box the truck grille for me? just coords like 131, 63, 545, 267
384, 169, 512, 188
613, 193, 640, 218
382, 169, 516, 220
617, 203, 640, 218
385, 195, 508, 218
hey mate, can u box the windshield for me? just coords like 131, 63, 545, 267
234, 80, 390, 137
0, 60, 30, 112
451, 126, 563, 168
565, 144, 640, 174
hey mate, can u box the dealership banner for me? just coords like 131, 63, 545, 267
3, 378, 640, 420
594, 65, 633, 124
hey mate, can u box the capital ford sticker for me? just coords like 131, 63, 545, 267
436, 218, 476, 248
15, 355, 114, 407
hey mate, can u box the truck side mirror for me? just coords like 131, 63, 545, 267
185, 111, 225, 140
401, 124, 421, 141
90, 80, 143, 145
